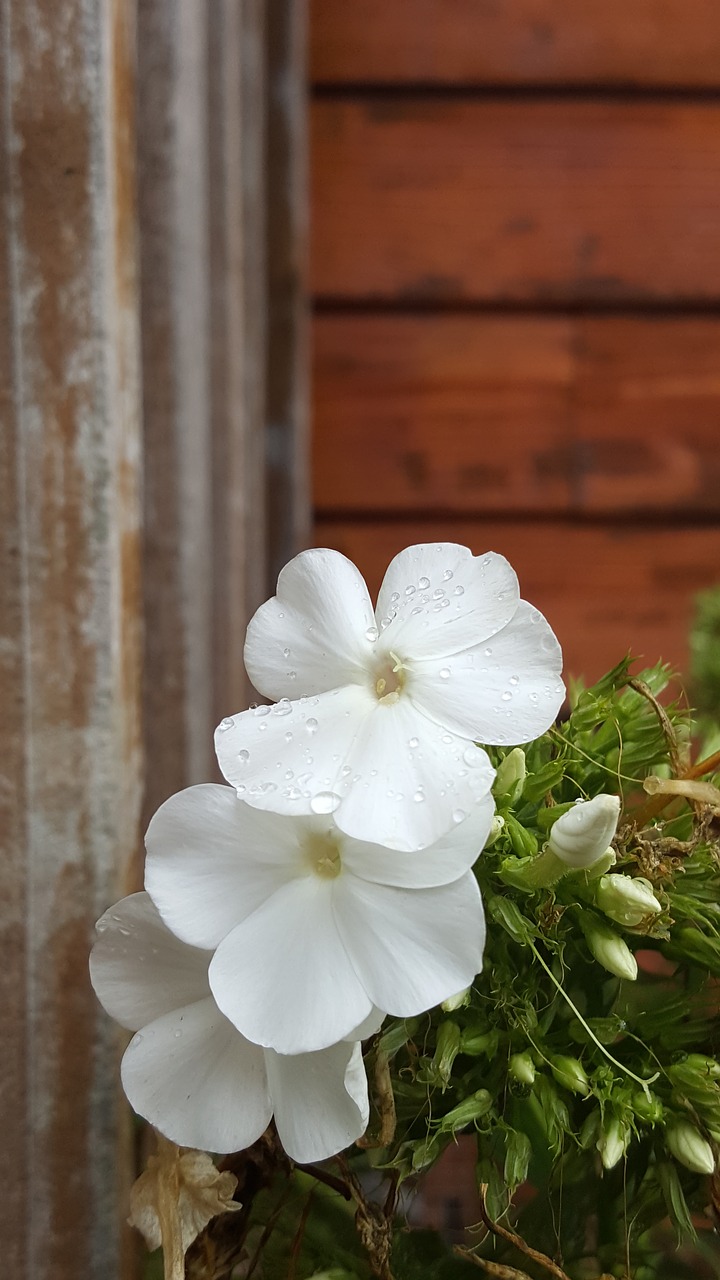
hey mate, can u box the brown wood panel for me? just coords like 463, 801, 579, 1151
310, 0, 720, 87
313, 314, 720, 514
1, 1, 142, 1276
314, 520, 720, 684
311, 99, 720, 303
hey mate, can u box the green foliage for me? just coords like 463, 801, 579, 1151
231, 656, 720, 1280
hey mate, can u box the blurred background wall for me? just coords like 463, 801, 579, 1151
309, 0, 720, 685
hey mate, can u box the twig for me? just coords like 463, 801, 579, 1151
297, 1162, 352, 1199
627, 677, 684, 777
458, 1185, 573, 1280
452, 1250, 533, 1279
288, 1190, 314, 1280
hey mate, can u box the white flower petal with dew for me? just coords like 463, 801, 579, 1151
217, 543, 564, 850
90, 893, 370, 1161
145, 784, 491, 1054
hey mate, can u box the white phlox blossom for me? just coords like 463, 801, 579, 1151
548, 794, 621, 869
144, 782, 491, 1055
215, 544, 565, 851
89, 892, 377, 1163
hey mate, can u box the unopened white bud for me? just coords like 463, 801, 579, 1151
595, 874, 661, 928
548, 794, 620, 869
441, 987, 471, 1013
484, 814, 505, 848
493, 748, 526, 803
666, 1121, 715, 1175
597, 1117, 629, 1170
581, 916, 638, 981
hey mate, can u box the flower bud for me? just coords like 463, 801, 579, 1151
550, 1055, 590, 1097
597, 1116, 629, 1170
580, 915, 638, 981
431, 1021, 462, 1088
460, 1028, 499, 1058
595, 874, 661, 928
509, 1052, 536, 1086
493, 748, 526, 803
632, 1089, 664, 1124
684, 1055, 720, 1081
666, 1120, 716, 1175
505, 814, 538, 858
441, 987, 471, 1013
548, 794, 620, 869
436, 1089, 493, 1134
484, 814, 505, 848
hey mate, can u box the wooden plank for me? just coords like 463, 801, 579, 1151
312, 315, 720, 514
311, 99, 720, 303
0, 1, 143, 1276
314, 520, 720, 685
266, 0, 311, 583
310, 0, 720, 87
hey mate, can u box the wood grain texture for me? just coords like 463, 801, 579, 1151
314, 520, 720, 684
0, 1, 143, 1275
313, 314, 720, 514
310, 0, 720, 86
311, 99, 720, 303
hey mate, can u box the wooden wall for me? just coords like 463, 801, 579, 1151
0, 2, 307, 1275
309, 1, 720, 686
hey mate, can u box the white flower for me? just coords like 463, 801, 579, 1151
89, 892, 376, 1163
215, 544, 564, 851
548, 794, 621, 869
144, 783, 490, 1054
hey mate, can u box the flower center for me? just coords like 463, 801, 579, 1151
373, 651, 408, 705
306, 831, 343, 879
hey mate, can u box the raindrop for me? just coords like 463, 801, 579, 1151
340, 764, 352, 777
418, 576, 430, 589
283, 647, 291, 658
501, 691, 512, 702
439, 668, 450, 680
284, 770, 294, 780
432, 588, 444, 600
118, 925, 132, 936
483, 646, 493, 657
310, 791, 342, 814
529, 692, 538, 704
283, 786, 302, 800
284, 731, 294, 743
442, 569, 454, 582
174, 1028, 183, 1039
288, 670, 297, 680
131, 1033, 143, 1048
253, 704, 270, 717
218, 716, 234, 732
306, 718, 318, 734
405, 585, 416, 596
541, 634, 556, 652
410, 606, 423, 616
365, 625, 379, 642
237, 784, 247, 794
440, 598, 450, 609
408, 736, 419, 748
413, 790, 425, 803
258, 723, 267, 732
96, 917, 109, 933
453, 809, 466, 824
453, 585, 464, 596
273, 699, 292, 717
442, 734, 454, 745
390, 591, 400, 604
509, 675, 520, 686
463, 745, 484, 767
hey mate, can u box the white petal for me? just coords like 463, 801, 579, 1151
145, 783, 306, 950
265, 1040, 369, 1163
215, 684, 376, 817
121, 996, 272, 1154
90, 893, 210, 1031
244, 548, 376, 699
334, 873, 486, 1017
341, 794, 495, 888
375, 545, 519, 661
347, 1008, 385, 1041
208, 876, 373, 1054
329, 697, 495, 851
411, 601, 565, 746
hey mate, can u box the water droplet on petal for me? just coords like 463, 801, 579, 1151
413, 790, 425, 803
501, 691, 512, 702
237, 749, 250, 763
432, 588, 444, 600
273, 699, 292, 717
483, 647, 493, 657
442, 734, 454, 745
218, 716, 234, 732
463, 745, 485, 767
253, 704, 270, 717
418, 576, 430, 590
529, 692, 538, 704
365, 625, 379, 642
439, 667, 450, 679
390, 591, 400, 604
509, 675, 520, 686
283, 647, 291, 658
541, 633, 556, 652
174, 1028, 183, 1039
284, 731, 294, 743
288, 671, 297, 680
405, 584, 416, 596
408, 736, 419, 749
131, 1032, 143, 1047
442, 569, 453, 582
306, 718, 318, 735
453, 585, 464, 596
283, 786, 302, 799
411, 606, 423, 616
96, 917, 109, 933
453, 809, 466, 824
310, 791, 342, 814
